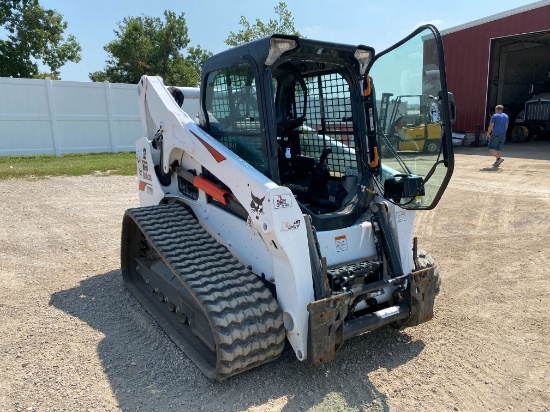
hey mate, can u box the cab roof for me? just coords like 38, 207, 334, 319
202, 34, 374, 74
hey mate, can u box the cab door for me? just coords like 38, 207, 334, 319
366, 25, 454, 210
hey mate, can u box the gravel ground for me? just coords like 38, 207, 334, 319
1, 142, 550, 411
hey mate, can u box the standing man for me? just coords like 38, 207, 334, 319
486, 105, 509, 167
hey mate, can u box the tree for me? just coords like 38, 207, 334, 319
0, 0, 81, 78
185, 46, 213, 84
225, 2, 301, 47
90, 11, 212, 86
32, 71, 61, 80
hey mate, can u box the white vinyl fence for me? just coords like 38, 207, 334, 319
0, 77, 142, 156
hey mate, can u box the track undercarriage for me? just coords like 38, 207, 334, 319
121, 203, 286, 380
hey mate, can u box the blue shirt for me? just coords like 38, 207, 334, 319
490, 113, 509, 135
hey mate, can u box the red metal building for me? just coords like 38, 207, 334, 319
440, 1, 550, 134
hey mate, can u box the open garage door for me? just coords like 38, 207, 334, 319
487, 30, 550, 131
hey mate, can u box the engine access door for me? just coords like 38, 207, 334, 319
367, 25, 454, 210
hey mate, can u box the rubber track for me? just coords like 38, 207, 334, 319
123, 203, 285, 380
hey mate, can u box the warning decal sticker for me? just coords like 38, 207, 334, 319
335, 235, 348, 252
273, 194, 292, 209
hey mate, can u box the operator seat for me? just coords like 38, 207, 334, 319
274, 63, 309, 185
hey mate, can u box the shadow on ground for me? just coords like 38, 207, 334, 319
479, 167, 503, 172
50, 271, 426, 411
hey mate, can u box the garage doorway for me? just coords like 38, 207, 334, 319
487, 30, 550, 130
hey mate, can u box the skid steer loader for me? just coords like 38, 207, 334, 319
121, 25, 455, 380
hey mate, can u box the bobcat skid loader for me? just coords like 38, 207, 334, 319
121, 25, 455, 381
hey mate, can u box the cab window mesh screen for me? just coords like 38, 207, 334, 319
298, 73, 357, 177
205, 64, 267, 174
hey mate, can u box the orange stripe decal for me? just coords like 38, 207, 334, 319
139, 180, 147, 191
192, 131, 226, 163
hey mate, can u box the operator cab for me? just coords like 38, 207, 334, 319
200, 27, 454, 229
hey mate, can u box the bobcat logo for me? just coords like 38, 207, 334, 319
250, 192, 265, 220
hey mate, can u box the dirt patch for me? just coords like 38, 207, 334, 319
1, 142, 549, 411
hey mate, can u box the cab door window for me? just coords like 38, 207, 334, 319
368, 26, 453, 209
204, 63, 267, 174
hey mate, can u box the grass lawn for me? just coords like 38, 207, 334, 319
0, 152, 137, 179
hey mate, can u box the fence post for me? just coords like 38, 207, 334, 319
45, 78, 61, 156
104, 81, 117, 153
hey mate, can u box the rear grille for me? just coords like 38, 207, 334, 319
526, 101, 550, 121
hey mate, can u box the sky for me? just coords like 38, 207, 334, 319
37, 0, 545, 82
